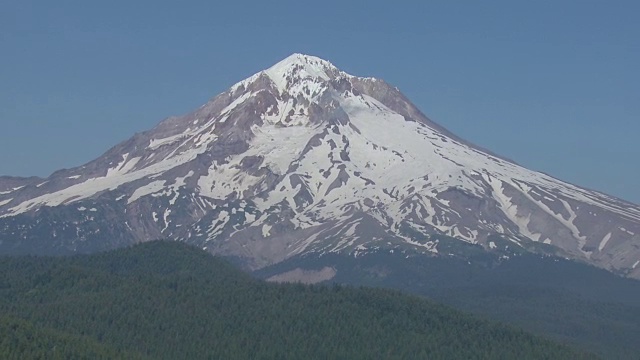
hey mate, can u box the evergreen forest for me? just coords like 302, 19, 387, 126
0, 241, 595, 359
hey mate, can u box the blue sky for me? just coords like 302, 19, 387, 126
1, 1, 638, 203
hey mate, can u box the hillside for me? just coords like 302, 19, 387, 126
0, 241, 594, 359
0, 315, 145, 360
256, 246, 640, 359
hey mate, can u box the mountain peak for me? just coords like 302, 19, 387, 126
262, 53, 342, 95
266, 53, 337, 76
1, 54, 640, 280
271, 53, 335, 68
230, 54, 364, 100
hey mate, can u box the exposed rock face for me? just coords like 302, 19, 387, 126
1, 53, 639, 278
267, 267, 337, 284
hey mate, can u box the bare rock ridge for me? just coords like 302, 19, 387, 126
1, 53, 639, 278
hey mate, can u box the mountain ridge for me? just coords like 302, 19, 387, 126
0, 53, 639, 278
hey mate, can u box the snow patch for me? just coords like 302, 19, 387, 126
597, 233, 611, 251
488, 177, 545, 242
262, 224, 272, 237
128, 180, 167, 204
161, 209, 172, 232
148, 133, 186, 150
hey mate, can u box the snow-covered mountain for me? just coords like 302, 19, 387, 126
1, 53, 639, 278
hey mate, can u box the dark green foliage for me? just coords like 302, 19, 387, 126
256, 251, 640, 359
0, 241, 593, 359
0, 315, 144, 359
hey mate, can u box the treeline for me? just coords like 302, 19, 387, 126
0, 241, 595, 359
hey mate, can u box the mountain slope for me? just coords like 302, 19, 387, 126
0, 241, 596, 359
0, 315, 145, 360
0, 53, 639, 278
255, 249, 640, 359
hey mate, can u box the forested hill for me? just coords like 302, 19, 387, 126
0, 241, 594, 359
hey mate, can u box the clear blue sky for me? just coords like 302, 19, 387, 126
1, 1, 638, 204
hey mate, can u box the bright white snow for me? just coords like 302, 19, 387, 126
2, 53, 639, 275
128, 180, 167, 204
598, 233, 612, 252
